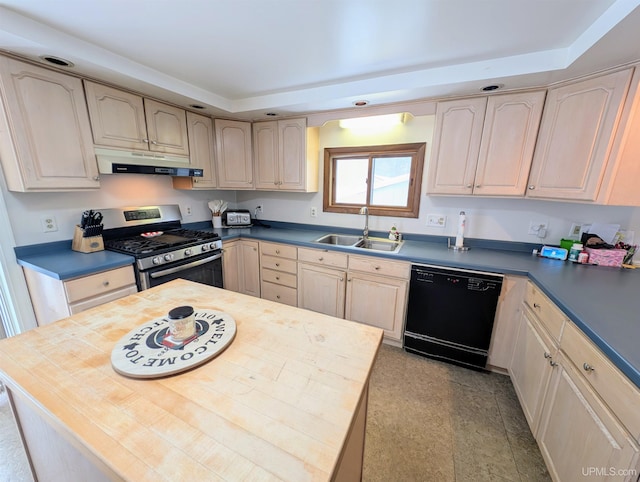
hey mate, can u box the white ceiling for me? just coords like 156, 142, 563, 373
1, 0, 640, 121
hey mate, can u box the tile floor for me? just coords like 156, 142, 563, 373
363, 344, 551, 481
0, 346, 549, 482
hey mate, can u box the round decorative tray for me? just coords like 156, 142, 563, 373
111, 309, 236, 379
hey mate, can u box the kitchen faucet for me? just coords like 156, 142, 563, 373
359, 206, 369, 239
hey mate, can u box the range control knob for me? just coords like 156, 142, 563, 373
202, 244, 210, 252
209, 242, 217, 250
164, 253, 174, 262
184, 248, 192, 256
152, 256, 162, 265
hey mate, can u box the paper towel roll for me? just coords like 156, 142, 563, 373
455, 211, 466, 248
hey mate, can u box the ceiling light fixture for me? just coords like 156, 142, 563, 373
39, 55, 74, 67
339, 113, 406, 131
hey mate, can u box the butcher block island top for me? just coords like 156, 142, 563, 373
0, 279, 383, 482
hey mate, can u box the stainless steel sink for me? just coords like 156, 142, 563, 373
355, 237, 403, 253
313, 233, 363, 246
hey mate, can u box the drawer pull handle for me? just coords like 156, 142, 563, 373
374, 266, 380, 270
543, 352, 551, 359
533, 303, 540, 308
275, 250, 280, 254
275, 263, 280, 267
103, 281, 110, 287
549, 360, 558, 367
583, 363, 595, 372
318, 257, 324, 261
276, 295, 280, 299
275, 276, 280, 280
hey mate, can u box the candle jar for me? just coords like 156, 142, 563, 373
167, 306, 196, 341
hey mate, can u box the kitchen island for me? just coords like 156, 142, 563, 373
0, 279, 383, 481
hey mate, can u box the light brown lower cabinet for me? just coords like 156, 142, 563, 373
222, 240, 260, 297
510, 281, 640, 481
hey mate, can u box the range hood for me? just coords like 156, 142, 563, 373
95, 148, 203, 177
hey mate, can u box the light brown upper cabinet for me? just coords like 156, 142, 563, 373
84, 80, 189, 156
526, 69, 632, 202
0, 56, 99, 191
253, 118, 319, 191
427, 91, 546, 196
214, 119, 254, 189
173, 112, 217, 190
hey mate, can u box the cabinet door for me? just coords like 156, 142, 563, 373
279, 118, 307, 191
83, 80, 148, 150
174, 112, 216, 189
527, 69, 632, 201
222, 241, 240, 292
253, 120, 279, 189
297, 263, 346, 318
238, 241, 260, 297
537, 353, 640, 481
345, 272, 407, 342
474, 91, 546, 196
0, 57, 99, 191
214, 119, 254, 189
426, 97, 487, 195
143, 98, 189, 156
509, 306, 557, 434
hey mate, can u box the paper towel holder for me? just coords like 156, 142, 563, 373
448, 237, 470, 251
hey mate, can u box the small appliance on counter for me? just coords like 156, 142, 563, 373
222, 209, 252, 228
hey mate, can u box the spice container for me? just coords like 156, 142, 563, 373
578, 251, 589, 264
568, 243, 583, 262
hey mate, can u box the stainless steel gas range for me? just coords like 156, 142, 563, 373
101, 205, 223, 291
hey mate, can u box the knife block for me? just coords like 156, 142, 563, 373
72, 225, 104, 253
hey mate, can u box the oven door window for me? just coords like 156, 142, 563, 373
141, 252, 223, 290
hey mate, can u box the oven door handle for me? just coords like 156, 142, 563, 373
149, 253, 222, 279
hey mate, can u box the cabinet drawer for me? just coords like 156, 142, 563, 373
298, 247, 348, 269
260, 242, 297, 260
562, 322, 640, 439
64, 266, 136, 303
348, 255, 410, 279
524, 282, 566, 342
69, 285, 138, 315
261, 282, 297, 307
261, 268, 296, 288
261, 255, 297, 274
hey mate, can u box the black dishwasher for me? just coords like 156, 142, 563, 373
404, 264, 503, 371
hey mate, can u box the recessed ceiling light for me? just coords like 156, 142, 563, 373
189, 104, 205, 109
353, 100, 369, 107
481, 84, 504, 92
39, 55, 74, 67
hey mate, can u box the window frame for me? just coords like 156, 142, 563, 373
323, 142, 426, 218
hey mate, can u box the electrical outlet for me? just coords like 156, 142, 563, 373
256, 205, 263, 214
426, 214, 446, 227
568, 223, 582, 238
185, 205, 192, 216
41, 216, 58, 232
310, 207, 318, 217
528, 221, 548, 235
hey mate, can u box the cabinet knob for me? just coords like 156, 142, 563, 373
543, 352, 551, 359
102, 281, 110, 287
528, 185, 535, 190
275, 250, 280, 254
93, 175, 100, 181
374, 266, 380, 270
151, 140, 158, 145
275, 276, 280, 280
475, 184, 481, 188
583, 363, 595, 372
549, 360, 558, 367
276, 295, 280, 299
275, 263, 280, 267
143, 138, 149, 143
466, 184, 472, 188
340, 277, 344, 282
318, 257, 324, 261
533, 303, 540, 308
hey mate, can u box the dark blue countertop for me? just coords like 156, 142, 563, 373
14, 223, 640, 390
15, 240, 134, 280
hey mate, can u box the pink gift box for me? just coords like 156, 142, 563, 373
584, 247, 626, 267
